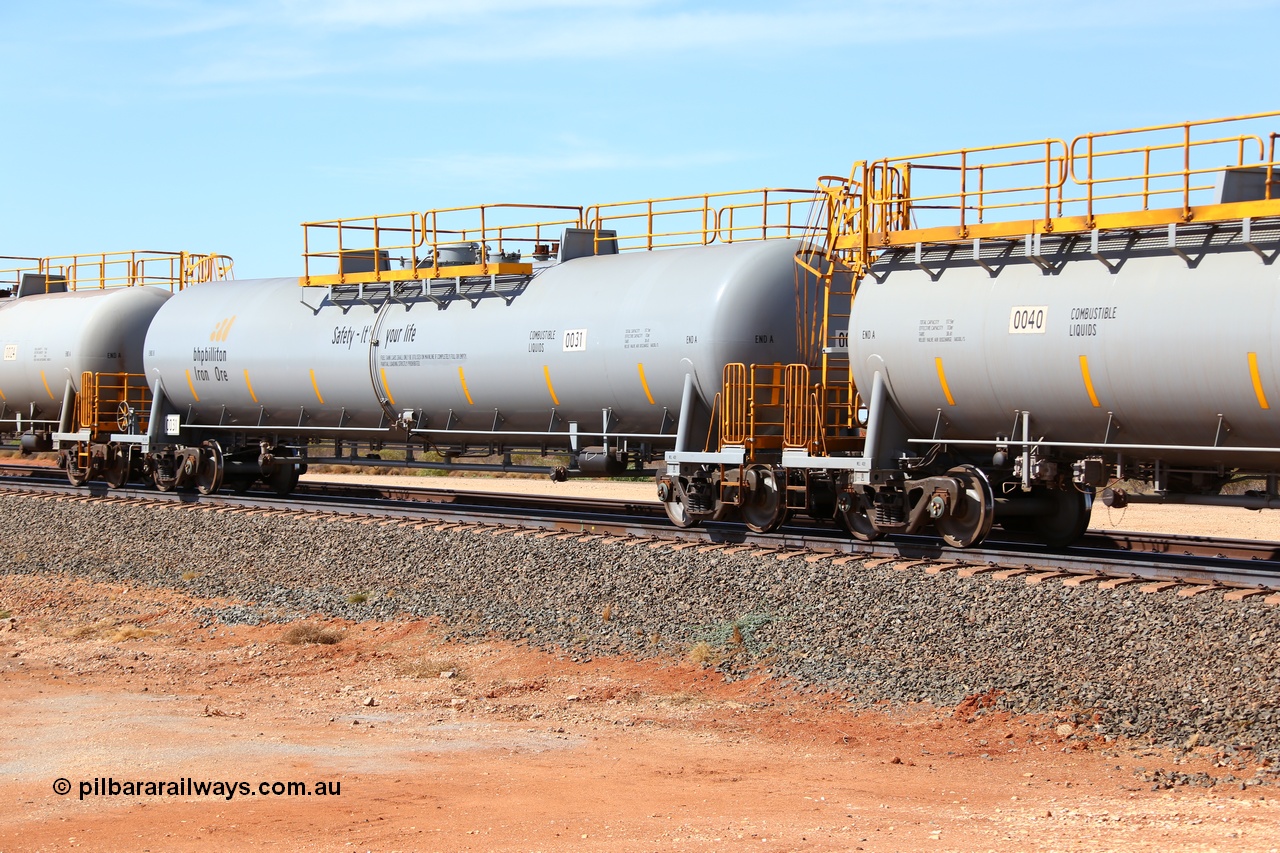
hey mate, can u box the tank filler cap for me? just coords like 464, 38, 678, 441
437, 243, 480, 266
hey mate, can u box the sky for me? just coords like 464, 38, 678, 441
2, 0, 1279, 277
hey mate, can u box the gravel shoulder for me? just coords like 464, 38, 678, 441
1, 481, 1279, 849
1, 572, 1277, 852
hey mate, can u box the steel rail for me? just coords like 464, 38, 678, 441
2, 465, 1279, 593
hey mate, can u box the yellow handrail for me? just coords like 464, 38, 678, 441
78, 372, 151, 437
300, 190, 827, 286
827, 111, 1280, 257
782, 364, 819, 451
300, 204, 584, 286
719, 363, 790, 458
1, 250, 233, 294
584, 187, 822, 252
721, 363, 750, 446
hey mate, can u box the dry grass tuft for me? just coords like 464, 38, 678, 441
66, 618, 118, 640
280, 622, 345, 646
687, 641, 722, 666
398, 658, 462, 679
110, 626, 161, 642
346, 592, 369, 605
67, 619, 163, 642
180, 571, 199, 581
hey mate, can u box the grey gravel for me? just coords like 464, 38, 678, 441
3, 494, 1279, 765
190, 604, 295, 627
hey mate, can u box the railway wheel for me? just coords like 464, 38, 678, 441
195, 440, 224, 495
662, 496, 698, 529
711, 501, 739, 522
269, 461, 300, 496
1030, 487, 1093, 548
835, 490, 881, 542
65, 454, 90, 487
224, 475, 253, 495
935, 465, 994, 548
740, 464, 786, 534
153, 466, 177, 492
103, 448, 131, 489
657, 473, 703, 529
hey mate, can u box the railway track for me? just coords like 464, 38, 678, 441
3, 463, 1279, 599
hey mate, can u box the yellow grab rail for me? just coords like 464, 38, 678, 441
78, 372, 151, 437
721, 363, 750, 446
719, 363, 790, 457
300, 189, 828, 286
782, 364, 821, 451
825, 110, 1280, 258
184, 253, 235, 284
1, 250, 233, 295
584, 187, 823, 253
300, 204, 583, 287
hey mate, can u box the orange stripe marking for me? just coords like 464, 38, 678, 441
637, 363, 655, 405
1078, 355, 1100, 408
543, 365, 559, 406
380, 368, 396, 406
309, 369, 325, 404
934, 357, 955, 406
458, 367, 474, 405
1248, 352, 1270, 410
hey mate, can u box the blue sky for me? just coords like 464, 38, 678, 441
2, 0, 1278, 276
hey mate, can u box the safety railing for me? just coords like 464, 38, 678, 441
1, 250, 233, 295
1070, 115, 1277, 218
782, 364, 821, 451
828, 111, 1280, 254
864, 138, 1070, 237
78, 372, 150, 437
584, 188, 824, 253
0, 256, 41, 295
721, 363, 750, 445
185, 253, 235, 284
301, 189, 827, 286
781, 362, 862, 454
300, 204, 584, 287
720, 363, 788, 457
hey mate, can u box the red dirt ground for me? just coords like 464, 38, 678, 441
0, 573, 1277, 852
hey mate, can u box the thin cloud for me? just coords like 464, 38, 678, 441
402, 147, 751, 178
310, 142, 753, 191
273, 0, 631, 29
67, 0, 1276, 92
